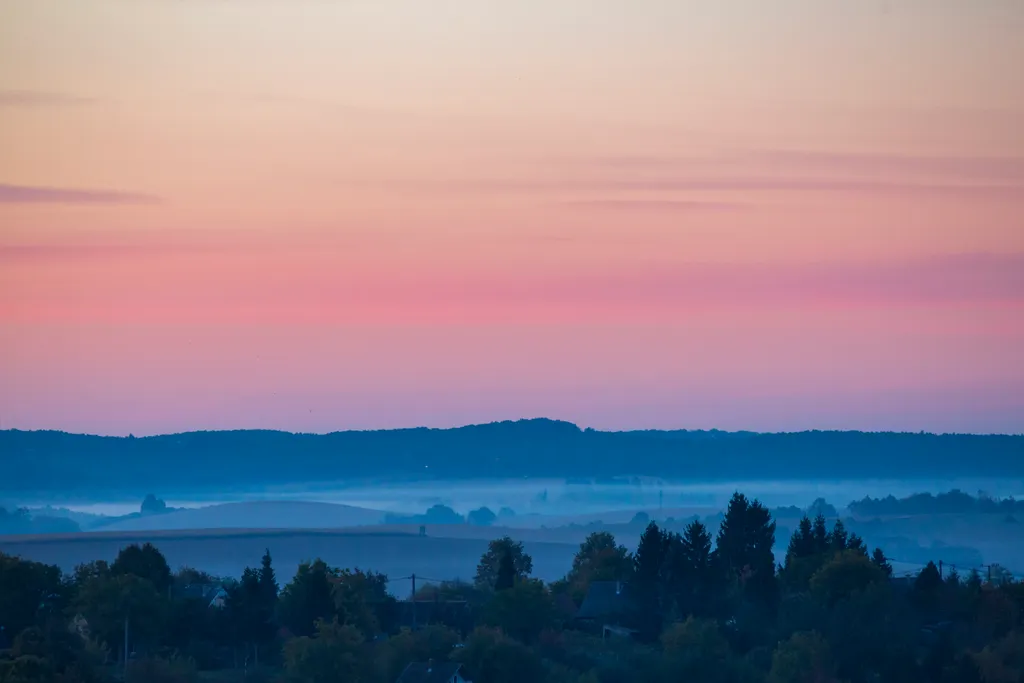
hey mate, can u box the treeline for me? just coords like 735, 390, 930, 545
3, 492, 1024, 683
0, 496, 182, 537
849, 490, 1024, 517
0, 507, 80, 535
4, 421, 1023, 494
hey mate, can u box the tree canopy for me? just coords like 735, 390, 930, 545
3, 486, 1023, 683
474, 537, 533, 591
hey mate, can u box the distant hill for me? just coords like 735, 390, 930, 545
95, 501, 387, 532
2, 418, 1022, 494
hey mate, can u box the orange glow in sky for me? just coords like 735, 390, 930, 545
2, 0, 1023, 435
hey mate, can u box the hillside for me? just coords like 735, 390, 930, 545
3, 419, 1022, 494
94, 500, 387, 532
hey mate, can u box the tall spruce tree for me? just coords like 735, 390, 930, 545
632, 521, 669, 639
811, 514, 829, 554
871, 548, 893, 577
664, 520, 715, 619
715, 493, 778, 611
259, 548, 279, 604
827, 519, 849, 552
787, 516, 816, 560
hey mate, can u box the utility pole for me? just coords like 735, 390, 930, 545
410, 574, 418, 631
123, 615, 129, 680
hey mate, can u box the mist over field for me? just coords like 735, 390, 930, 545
2, 423, 1020, 616
5, 424, 1024, 590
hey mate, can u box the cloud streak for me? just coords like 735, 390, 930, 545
350, 176, 1024, 200
753, 150, 1024, 182
587, 150, 1024, 182
0, 244, 221, 263
554, 199, 745, 212
0, 184, 159, 205
0, 90, 94, 107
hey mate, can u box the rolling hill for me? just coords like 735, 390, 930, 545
3, 419, 1022, 495
93, 500, 387, 532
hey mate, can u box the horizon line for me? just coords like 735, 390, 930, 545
1, 417, 1021, 440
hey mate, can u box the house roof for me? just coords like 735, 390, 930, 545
575, 581, 634, 620
396, 661, 463, 683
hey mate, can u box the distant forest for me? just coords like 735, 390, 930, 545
2, 419, 1022, 494
849, 490, 1024, 517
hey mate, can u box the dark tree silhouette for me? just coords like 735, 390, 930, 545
810, 551, 888, 607
467, 507, 498, 526
475, 537, 533, 590
811, 514, 829, 554
0, 553, 66, 637
632, 522, 669, 639
484, 579, 554, 643
226, 566, 277, 665
871, 548, 894, 577
715, 493, 778, 611
563, 531, 632, 602
663, 520, 715, 619
788, 516, 816, 559
846, 532, 867, 555
827, 519, 849, 552
807, 497, 838, 518
277, 559, 338, 638
259, 548, 278, 602
140, 494, 167, 515
110, 543, 172, 594
495, 551, 516, 592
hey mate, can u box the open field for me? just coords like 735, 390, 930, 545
95, 500, 389, 531
0, 526, 580, 587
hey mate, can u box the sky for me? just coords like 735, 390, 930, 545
1, 0, 1023, 436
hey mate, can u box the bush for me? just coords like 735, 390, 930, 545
125, 655, 198, 683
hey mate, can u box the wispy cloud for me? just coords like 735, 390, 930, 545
356, 176, 1023, 200
752, 150, 1024, 182
555, 199, 745, 212
544, 149, 1024, 201
0, 244, 220, 263
0, 90, 94, 107
587, 150, 1024, 183
0, 184, 159, 205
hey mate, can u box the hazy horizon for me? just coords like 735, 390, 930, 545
3, 416, 1023, 439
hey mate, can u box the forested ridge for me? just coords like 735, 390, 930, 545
3, 419, 1022, 493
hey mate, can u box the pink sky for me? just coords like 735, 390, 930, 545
2, 0, 1023, 435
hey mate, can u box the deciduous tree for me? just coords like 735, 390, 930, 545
475, 537, 532, 591
482, 578, 555, 644
278, 560, 338, 638
111, 543, 172, 595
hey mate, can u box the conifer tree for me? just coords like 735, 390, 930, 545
871, 548, 893, 577
259, 548, 279, 604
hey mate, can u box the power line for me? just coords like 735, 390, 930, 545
884, 556, 1024, 581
